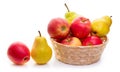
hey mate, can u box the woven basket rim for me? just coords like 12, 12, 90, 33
50, 37, 108, 49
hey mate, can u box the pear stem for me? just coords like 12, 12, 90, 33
110, 16, 112, 18
64, 3, 70, 12
38, 31, 41, 37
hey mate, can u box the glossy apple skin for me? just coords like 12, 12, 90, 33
82, 36, 103, 46
7, 42, 30, 65
47, 18, 70, 39
61, 37, 82, 46
70, 16, 91, 39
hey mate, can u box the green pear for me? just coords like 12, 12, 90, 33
65, 12, 79, 24
64, 3, 79, 24
31, 31, 52, 64
92, 19, 110, 37
101, 15, 112, 27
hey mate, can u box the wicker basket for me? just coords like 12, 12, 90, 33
50, 37, 108, 65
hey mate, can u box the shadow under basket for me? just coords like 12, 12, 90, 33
50, 37, 108, 65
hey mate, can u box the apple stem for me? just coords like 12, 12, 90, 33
110, 16, 112, 18
82, 19, 89, 22
64, 3, 70, 12
38, 31, 41, 37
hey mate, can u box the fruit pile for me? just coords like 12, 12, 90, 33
6, 3, 112, 65
47, 4, 112, 46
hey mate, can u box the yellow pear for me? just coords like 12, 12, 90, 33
31, 31, 52, 64
101, 15, 112, 27
92, 19, 110, 37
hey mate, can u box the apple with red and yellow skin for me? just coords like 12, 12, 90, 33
61, 37, 82, 46
7, 42, 30, 65
82, 36, 103, 46
47, 18, 70, 39
70, 16, 91, 39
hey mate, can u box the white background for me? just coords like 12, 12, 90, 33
0, 0, 119, 72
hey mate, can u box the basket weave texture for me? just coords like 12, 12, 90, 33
51, 38, 108, 65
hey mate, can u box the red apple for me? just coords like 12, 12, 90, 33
7, 42, 30, 65
61, 37, 82, 46
70, 16, 91, 38
82, 36, 103, 46
47, 18, 70, 39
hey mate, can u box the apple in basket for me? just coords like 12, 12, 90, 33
70, 16, 91, 39
61, 36, 82, 46
82, 35, 103, 46
47, 17, 70, 39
